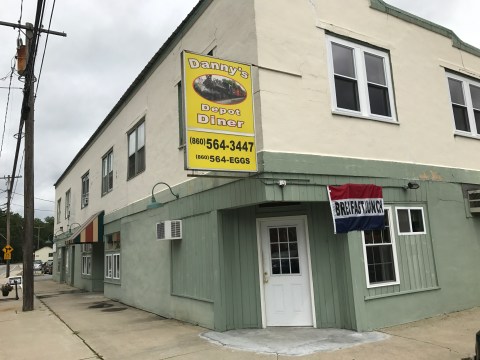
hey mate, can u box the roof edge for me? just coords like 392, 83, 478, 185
370, 0, 480, 58
54, 0, 212, 188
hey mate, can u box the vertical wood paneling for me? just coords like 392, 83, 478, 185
171, 213, 214, 301
221, 207, 262, 330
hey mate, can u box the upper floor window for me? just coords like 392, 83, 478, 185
446, 72, 480, 138
81, 172, 89, 208
326, 35, 396, 122
128, 120, 145, 179
102, 149, 114, 195
56, 198, 61, 224
65, 189, 71, 219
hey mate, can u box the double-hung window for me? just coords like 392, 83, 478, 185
446, 72, 480, 137
81, 244, 92, 276
105, 232, 121, 281
362, 208, 399, 288
81, 172, 89, 208
105, 253, 120, 280
56, 198, 61, 224
105, 254, 112, 278
128, 120, 145, 179
81, 255, 91, 275
102, 150, 114, 195
65, 189, 71, 219
326, 35, 396, 122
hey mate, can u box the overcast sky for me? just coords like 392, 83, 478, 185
0, 0, 479, 219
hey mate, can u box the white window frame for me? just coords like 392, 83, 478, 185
56, 198, 61, 224
326, 35, 397, 123
112, 253, 120, 280
81, 172, 89, 208
81, 255, 91, 276
361, 207, 400, 288
102, 149, 114, 195
446, 71, 480, 139
65, 189, 71, 219
395, 207, 426, 235
105, 253, 120, 280
127, 120, 146, 179
105, 254, 112, 278
81, 243, 93, 253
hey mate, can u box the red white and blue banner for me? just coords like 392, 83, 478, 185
327, 184, 384, 234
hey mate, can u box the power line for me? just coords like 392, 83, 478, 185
35, 0, 56, 96
12, 203, 53, 212
12, 191, 54, 203
0, 60, 15, 160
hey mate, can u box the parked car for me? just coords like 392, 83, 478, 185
43, 260, 53, 274
33, 260, 43, 272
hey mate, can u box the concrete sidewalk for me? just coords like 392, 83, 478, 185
0, 278, 477, 359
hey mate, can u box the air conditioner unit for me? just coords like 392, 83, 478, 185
156, 220, 182, 240
468, 190, 480, 214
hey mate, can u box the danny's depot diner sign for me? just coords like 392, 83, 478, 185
182, 51, 257, 172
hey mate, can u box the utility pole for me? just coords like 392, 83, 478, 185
1, 175, 22, 278
34, 226, 43, 251
23, 22, 36, 312
0, 14, 66, 311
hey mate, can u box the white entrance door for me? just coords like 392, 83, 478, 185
259, 217, 314, 327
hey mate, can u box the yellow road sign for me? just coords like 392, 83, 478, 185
3, 253, 11, 260
2, 245, 13, 253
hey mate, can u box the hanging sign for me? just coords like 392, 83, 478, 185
327, 184, 385, 234
182, 51, 257, 172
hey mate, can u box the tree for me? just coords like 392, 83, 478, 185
0, 212, 54, 263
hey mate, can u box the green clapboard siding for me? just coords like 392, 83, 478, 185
171, 212, 215, 302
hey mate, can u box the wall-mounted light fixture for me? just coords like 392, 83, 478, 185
147, 182, 179, 210
404, 182, 420, 190
68, 223, 82, 234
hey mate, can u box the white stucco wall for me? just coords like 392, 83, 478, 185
54, 0, 258, 231
255, 0, 480, 170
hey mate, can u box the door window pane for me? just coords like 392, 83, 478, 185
268, 226, 300, 275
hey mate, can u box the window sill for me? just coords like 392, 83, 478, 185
366, 280, 400, 289
104, 279, 121, 285
365, 286, 440, 301
454, 132, 480, 141
332, 109, 399, 125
